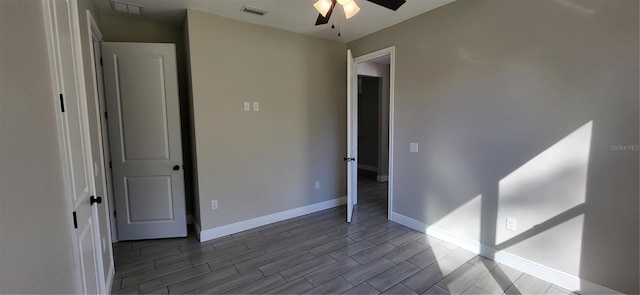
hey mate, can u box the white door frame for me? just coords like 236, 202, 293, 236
353, 46, 395, 219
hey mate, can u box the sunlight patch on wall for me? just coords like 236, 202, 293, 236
496, 121, 592, 274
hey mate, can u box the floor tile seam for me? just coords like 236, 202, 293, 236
464, 283, 493, 295
136, 264, 213, 293
501, 272, 524, 293
138, 243, 192, 256
540, 283, 557, 295
298, 277, 316, 294
119, 263, 194, 289
231, 247, 293, 273
343, 259, 398, 286
465, 259, 499, 273
114, 263, 157, 279
386, 244, 433, 263
436, 265, 493, 294
178, 245, 216, 253
401, 260, 464, 294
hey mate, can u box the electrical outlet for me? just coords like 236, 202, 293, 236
409, 142, 419, 153
253, 102, 260, 111
243, 102, 251, 111
506, 217, 517, 231
211, 200, 218, 210
315, 181, 320, 190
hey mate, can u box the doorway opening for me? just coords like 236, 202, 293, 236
357, 73, 389, 220
348, 46, 395, 221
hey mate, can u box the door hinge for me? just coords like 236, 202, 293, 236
59, 94, 65, 112
114, 211, 117, 218
72, 211, 78, 229
100, 58, 103, 66
104, 112, 108, 119
109, 161, 112, 168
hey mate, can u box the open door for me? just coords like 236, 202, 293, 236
346, 50, 358, 222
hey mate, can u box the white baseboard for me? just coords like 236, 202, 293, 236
358, 164, 378, 172
390, 212, 622, 294
376, 175, 388, 182
198, 196, 347, 243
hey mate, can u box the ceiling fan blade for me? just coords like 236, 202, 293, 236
315, 0, 337, 25
366, 0, 406, 11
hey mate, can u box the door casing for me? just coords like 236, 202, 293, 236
350, 46, 396, 220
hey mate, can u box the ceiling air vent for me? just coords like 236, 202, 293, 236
240, 5, 268, 16
111, 0, 143, 15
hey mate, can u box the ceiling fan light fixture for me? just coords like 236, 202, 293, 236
343, 1, 360, 19
314, 0, 333, 17
337, 0, 353, 5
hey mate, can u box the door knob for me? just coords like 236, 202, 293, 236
90, 196, 102, 205
173, 165, 180, 171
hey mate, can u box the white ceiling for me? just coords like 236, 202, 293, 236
94, 0, 455, 43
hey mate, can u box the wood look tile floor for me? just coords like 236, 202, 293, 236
111, 171, 577, 294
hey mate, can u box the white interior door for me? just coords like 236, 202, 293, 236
47, 0, 105, 293
102, 42, 186, 240
347, 49, 358, 222
92, 36, 118, 242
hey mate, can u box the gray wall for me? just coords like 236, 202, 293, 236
185, 10, 347, 230
0, 1, 77, 293
349, 0, 638, 293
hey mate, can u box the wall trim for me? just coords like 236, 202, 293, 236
376, 175, 388, 182
358, 164, 378, 172
390, 212, 622, 294
198, 197, 347, 242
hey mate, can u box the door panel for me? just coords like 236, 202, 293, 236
116, 55, 171, 161
102, 42, 186, 240
125, 176, 173, 222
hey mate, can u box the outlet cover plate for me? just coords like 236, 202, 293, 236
409, 142, 419, 153
506, 217, 517, 231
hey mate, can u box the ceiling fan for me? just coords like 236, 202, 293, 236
313, 0, 407, 25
